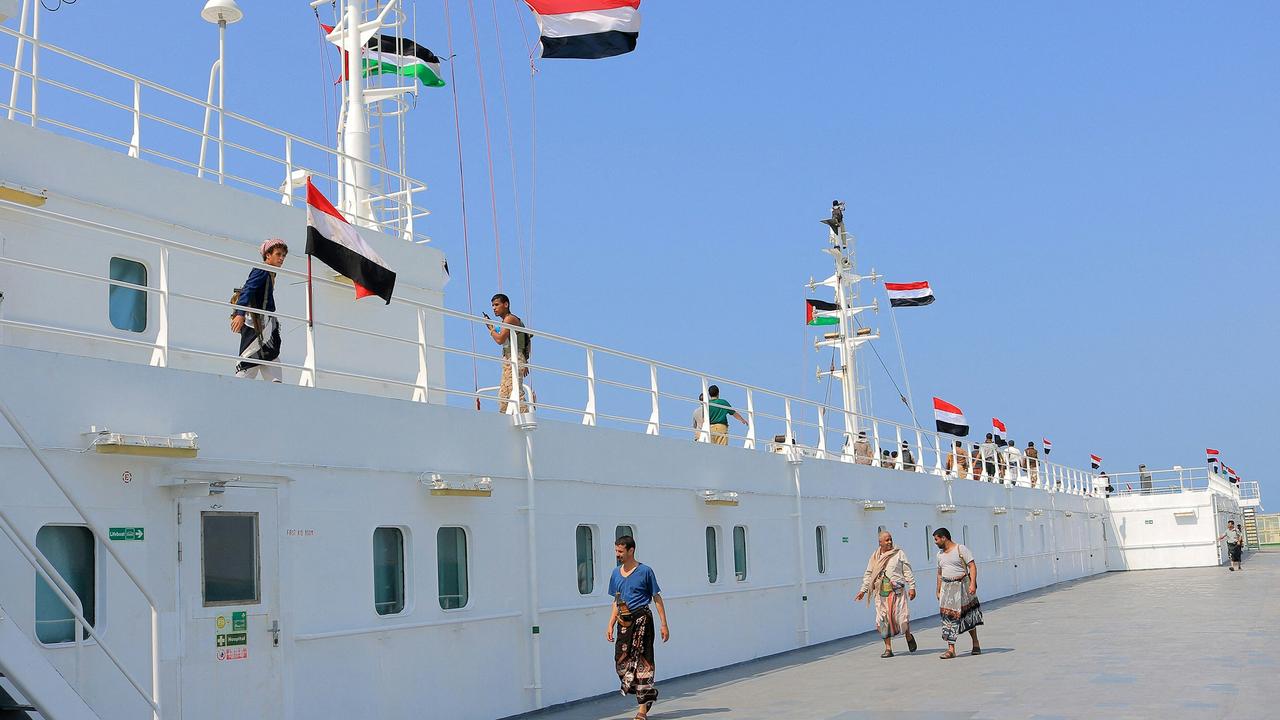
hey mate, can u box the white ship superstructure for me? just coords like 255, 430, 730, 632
0, 7, 1259, 720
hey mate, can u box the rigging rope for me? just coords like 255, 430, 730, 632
443, 0, 482, 408
465, 0, 505, 292
853, 315, 913, 420
488, 0, 530, 319
512, 0, 539, 322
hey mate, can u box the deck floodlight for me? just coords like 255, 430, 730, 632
201, 0, 243, 24
862, 500, 886, 511
702, 490, 740, 507
992, 506, 1008, 515
937, 504, 957, 514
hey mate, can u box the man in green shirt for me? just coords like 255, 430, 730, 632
705, 385, 747, 446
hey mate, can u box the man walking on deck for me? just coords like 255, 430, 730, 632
934, 527, 983, 659
485, 293, 530, 414
232, 238, 288, 382
607, 535, 669, 719
705, 385, 747, 446
1025, 441, 1040, 487
1218, 520, 1244, 571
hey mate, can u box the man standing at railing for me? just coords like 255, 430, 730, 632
705, 385, 747, 446
900, 440, 917, 472
485, 293, 530, 414
979, 434, 999, 481
1025, 441, 1040, 487
231, 239, 287, 382
945, 440, 969, 479
852, 431, 873, 464
1218, 520, 1244, 571
1139, 464, 1153, 495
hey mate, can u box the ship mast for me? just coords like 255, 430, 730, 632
810, 201, 880, 441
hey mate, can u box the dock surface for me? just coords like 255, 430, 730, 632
531, 551, 1278, 719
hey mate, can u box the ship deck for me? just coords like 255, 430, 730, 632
528, 550, 1278, 720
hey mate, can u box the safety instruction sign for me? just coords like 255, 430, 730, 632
215, 612, 249, 661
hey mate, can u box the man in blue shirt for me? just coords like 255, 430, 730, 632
232, 238, 287, 382
606, 535, 669, 719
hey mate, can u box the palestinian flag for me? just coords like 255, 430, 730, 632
324, 25, 445, 88
1042, 438, 1052, 455
933, 397, 969, 437
524, 0, 641, 59
305, 179, 396, 303
806, 299, 840, 326
885, 281, 935, 308
1090, 454, 1102, 470
992, 417, 1007, 437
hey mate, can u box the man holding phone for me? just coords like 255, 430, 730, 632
485, 293, 530, 413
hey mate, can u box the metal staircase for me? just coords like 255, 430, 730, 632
1242, 507, 1260, 550
0, 605, 99, 719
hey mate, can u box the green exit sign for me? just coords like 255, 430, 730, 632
109, 527, 145, 541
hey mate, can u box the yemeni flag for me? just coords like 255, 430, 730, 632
1206, 448, 1220, 465
1042, 438, 1052, 455
992, 417, 1007, 437
524, 0, 641, 59
323, 25, 446, 88
885, 281, 935, 308
1225, 465, 1240, 483
1090, 454, 1102, 470
806, 299, 840, 326
305, 179, 396, 303
933, 397, 969, 437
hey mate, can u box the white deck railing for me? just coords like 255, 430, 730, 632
1104, 466, 1250, 503
0, 197, 1116, 498
0, 23, 428, 243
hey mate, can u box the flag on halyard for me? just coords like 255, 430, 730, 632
992, 417, 1007, 437
806, 299, 840, 326
1090, 454, 1102, 469
524, 0, 641, 59
1206, 448, 1220, 464
1225, 465, 1240, 483
323, 25, 446, 87
1042, 438, 1052, 454
885, 281, 935, 308
306, 179, 397, 303
933, 397, 969, 437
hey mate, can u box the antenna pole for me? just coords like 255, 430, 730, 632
343, 0, 372, 226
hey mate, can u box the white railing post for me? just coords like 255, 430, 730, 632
698, 377, 710, 443
816, 405, 826, 456
743, 388, 755, 450
412, 308, 429, 402
6, 0, 29, 121
645, 363, 659, 435
281, 136, 294, 205
128, 80, 141, 158
29, 0, 39, 127
148, 247, 168, 367
507, 335, 524, 414
915, 428, 926, 473
784, 397, 794, 445
871, 421, 882, 467
842, 411, 855, 462
894, 425, 903, 470
581, 348, 596, 426
935, 436, 945, 477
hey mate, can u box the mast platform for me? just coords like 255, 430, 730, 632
527, 550, 1278, 719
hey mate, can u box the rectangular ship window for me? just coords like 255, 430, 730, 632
202, 512, 260, 606
437, 527, 469, 610
733, 525, 747, 581
373, 527, 406, 616
108, 257, 148, 332
705, 526, 719, 583
575, 525, 595, 595
35, 525, 95, 644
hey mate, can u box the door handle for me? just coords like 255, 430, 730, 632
268, 619, 280, 647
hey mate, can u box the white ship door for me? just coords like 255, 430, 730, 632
177, 488, 283, 719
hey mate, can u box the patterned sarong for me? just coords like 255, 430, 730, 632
615, 606, 658, 706
939, 575, 984, 643
235, 317, 280, 374
876, 578, 910, 640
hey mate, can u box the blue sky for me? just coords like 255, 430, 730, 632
22, 2, 1279, 501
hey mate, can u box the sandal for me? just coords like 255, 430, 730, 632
906, 634, 918, 653
971, 646, 982, 656
881, 649, 894, 658
939, 649, 956, 659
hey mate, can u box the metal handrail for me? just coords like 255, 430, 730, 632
0, 196, 1104, 495
0, 397, 162, 718
0, 24, 428, 241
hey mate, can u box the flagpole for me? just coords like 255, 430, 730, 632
887, 303, 919, 427
307, 254, 315, 328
